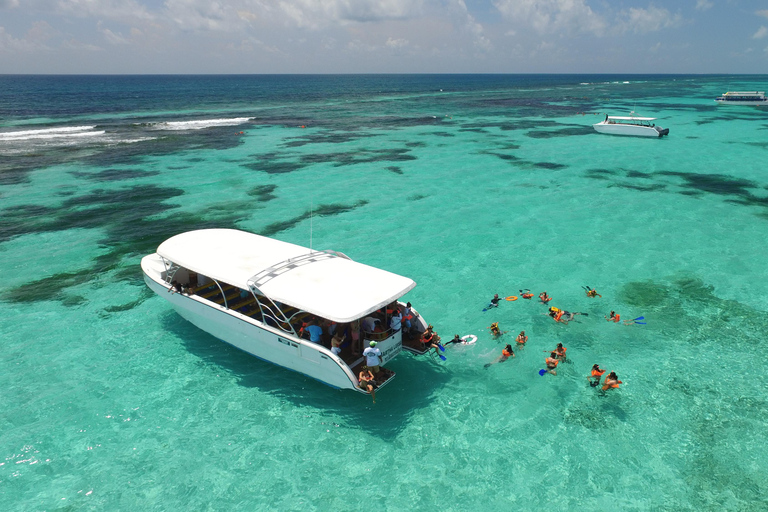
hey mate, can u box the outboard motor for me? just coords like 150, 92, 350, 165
655, 126, 669, 137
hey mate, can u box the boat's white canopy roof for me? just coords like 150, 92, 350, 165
156, 229, 416, 323
606, 116, 656, 121
722, 91, 764, 95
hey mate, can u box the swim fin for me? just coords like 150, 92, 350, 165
538, 369, 547, 376
634, 322, 646, 325
439, 355, 447, 361
590, 381, 598, 387
484, 363, 491, 369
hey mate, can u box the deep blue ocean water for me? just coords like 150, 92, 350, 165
2, 74, 768, 510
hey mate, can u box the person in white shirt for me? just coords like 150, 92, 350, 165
363, 341, 382, 375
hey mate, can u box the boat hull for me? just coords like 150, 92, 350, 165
141, 254, 401, 392
593, 122, 665, 138
715, 99, 768, 106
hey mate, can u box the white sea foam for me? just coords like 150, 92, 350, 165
149, 117, 253, 131
0, 125, 98, 141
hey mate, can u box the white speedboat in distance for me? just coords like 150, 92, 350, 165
714, 91, 767, 106
593, 113, 669, 138
141, 229, 428, 394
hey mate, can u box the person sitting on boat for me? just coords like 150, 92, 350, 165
305, 320, 323, 344
484, 344, 515, 368
363, 341, 383, 376
358, 366, 376, 403
420, 325, 443, 357
389, 309, 402, 332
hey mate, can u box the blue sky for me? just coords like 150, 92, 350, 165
0, 0, 766, 74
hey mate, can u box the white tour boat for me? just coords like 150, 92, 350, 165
593, 113, 669, 138
141, 229, 429, 394
714, 91, 767, 106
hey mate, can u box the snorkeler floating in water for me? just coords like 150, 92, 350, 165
519, 289, 534, 299
548, 307, 586, 324
488, 322, 507, 337
583, 286, 602, 298
483, 294, 502, 311
601, 371, 622, 391
587, 364, 605, 387
605, 310, 621, 323
515, 331, 528, 345
539, 291, 552, 304
484, 344, 515, 368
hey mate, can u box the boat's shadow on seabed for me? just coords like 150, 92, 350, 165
165, 314, 451, 440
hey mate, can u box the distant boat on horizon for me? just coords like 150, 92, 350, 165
714, 91, 767, 106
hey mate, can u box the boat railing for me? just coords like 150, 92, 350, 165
249, 250, 344, 289
247, 282, 298, 337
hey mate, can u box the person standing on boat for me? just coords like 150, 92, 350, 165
305, 320, 323, 344
390, 309, 402, 332
363, 341, 383, 376
402, 302, 414, 337
331, 332, 345, 356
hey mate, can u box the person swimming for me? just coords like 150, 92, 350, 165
488, 294, 501, 309
544, 352, 559, 375
539, 291, 552, 304
601, 371, 622, 391
444, 334, 463, 346
519, 289, 534, 299
554, 342, 567, 361
605, 311, 620, 323
549, 307, 583, 324
515, 331, 528, 345
484, 344, 515, 368
588, 364, 605, 387
584, 286, 602, 298
489, 322, 508, 337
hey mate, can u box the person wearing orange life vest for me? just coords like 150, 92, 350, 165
519, 289, 534, 299
554, 343, 567, 361
516, 331, 528, 345
544, 352, 559, 375
601, 371, 622, 391
539, 291, 552, 304
484, 344, 515, 368
605, 310, 621, 323
587, 364, 605, 387
420, 325, 443, 357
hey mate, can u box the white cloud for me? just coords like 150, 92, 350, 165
98, 22, 129, 45
493, 0, 606, 36
271, 0, 427, 29
385, 37, 408, 48
56, 0, 154, 23
0, 21, 56, 53
754, 26, 768, 39
617, 6, 682, 34
695, 0, 713, 11
758, 10, 768, 20
0, 0, 20, 8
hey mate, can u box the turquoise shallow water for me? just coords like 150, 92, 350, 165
2, 75, 768, 510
